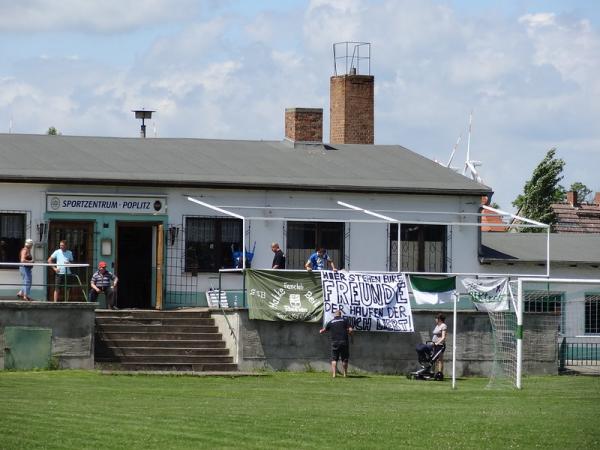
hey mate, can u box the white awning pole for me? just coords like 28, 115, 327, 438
516, 278, 523, 389
452, 291, 458, 390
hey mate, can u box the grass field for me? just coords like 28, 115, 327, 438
0, 371, 598, 449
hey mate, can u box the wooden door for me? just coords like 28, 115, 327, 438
47, 221, 94, 302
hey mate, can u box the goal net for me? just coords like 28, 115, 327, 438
481, 277, 600, 388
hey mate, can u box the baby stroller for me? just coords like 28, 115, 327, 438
407, 342, 446, 381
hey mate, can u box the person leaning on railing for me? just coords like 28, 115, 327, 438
48, 240, 73, 302
89, 261, 119, 310
17, 239, 34, 301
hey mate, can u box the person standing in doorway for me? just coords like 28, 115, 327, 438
48, 240, 73, 302
305, 247, 336, 271
89, 261, 119, 310
17, 238, 34, 301
271, 242, 286, 269
319, 310, 353, 378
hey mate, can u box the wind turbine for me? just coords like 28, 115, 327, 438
462, 111, 483, 184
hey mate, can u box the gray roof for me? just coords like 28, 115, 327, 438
0, 133, 491, 195
481, 232, 600, 264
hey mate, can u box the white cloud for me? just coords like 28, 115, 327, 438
1, 0, 599, 209
0, 0, 199, 32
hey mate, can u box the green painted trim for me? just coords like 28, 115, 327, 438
515, 325, 523, 339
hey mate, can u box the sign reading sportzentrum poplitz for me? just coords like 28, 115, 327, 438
246, 270, 323, 322
46, 194, 167, 214
322, 271, 413, 332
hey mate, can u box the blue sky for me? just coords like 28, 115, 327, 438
1, 0, 599, 211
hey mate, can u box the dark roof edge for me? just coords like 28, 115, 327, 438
1, 177, 492, 196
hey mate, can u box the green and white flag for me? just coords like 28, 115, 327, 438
410, 276, 456, 305
246, 269, 323, 322
462, 277, 509, 312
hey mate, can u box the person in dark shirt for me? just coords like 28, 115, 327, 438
319, 310, 353, 377
271, 242, 286, 269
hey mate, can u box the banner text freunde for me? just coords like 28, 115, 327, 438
321, 271, 414, 332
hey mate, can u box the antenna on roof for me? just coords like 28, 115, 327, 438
132, 108, 156, 138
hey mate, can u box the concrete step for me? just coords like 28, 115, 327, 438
95, 310, 211, 319
118, 362, 238, 372
98, 339, 226, 348
96, 332, 222, 341
95, 317, 215, 326
98, 347, 230, 357
97, 324, 219, 333
97, 355, 233, 364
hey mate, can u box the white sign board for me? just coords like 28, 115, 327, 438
206, 290, 229, 308
47, 194, 167, 214
321, 271, 413, 332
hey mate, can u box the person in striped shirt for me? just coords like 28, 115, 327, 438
89, 261, 119, 310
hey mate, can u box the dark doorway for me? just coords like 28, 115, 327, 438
117, 223, 154, 309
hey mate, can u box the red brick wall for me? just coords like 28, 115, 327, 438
285, 108, 323, 142
330, 75, 374, 144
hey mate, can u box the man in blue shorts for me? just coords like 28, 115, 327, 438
305, 247, 336, 271
320, 310, 353, 377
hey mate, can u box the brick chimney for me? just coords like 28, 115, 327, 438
330, 74, 374, 144
285, 108, 323, 143
566, 191, 578, 207
594, 192, 600, 205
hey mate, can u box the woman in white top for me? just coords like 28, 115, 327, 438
416, 313, 448, 373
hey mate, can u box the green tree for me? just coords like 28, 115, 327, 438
512, 148, 565, 230
569, 181, 592, 203
46, 126, 59, 135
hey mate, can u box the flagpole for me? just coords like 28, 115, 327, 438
452, 291, 458, 390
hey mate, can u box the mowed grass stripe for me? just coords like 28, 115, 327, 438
0, 371, 598, 449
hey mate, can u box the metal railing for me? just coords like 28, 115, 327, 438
0, 262, 91, 302
559, 339, 600, 368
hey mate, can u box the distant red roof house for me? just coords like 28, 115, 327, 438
551, 191, 600, 233
481, 196, 508, 232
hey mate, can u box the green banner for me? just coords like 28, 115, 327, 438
246, 270, 323, 322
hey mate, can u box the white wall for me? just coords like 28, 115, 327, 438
1, 182, 483, 298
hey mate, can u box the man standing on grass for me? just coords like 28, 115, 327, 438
319, 310, 353, 378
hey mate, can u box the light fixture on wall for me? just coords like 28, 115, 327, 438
101, 238, 112, 256
36, 222, 48, 243
168, 226, 180, 246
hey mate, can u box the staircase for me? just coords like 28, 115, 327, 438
95, 310, 237, 372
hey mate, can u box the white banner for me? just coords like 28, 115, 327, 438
462, 277, 510, 312
321, 271, 413, 332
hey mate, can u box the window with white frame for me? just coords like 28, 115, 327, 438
286, 222, 345, 269
389, 223, 446, 272
184, 217, 242, 273
0, 213, 26, 265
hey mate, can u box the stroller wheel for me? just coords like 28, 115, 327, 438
434, 371, 444, 381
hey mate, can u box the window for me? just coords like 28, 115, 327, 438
585, 294, 600, 334
184, 217, 242, 273
389, 223, 446, 272
524, 290, 564, 334
0, 213, 26, 265
524, 291, 563, 314
286, 222, 344, 269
